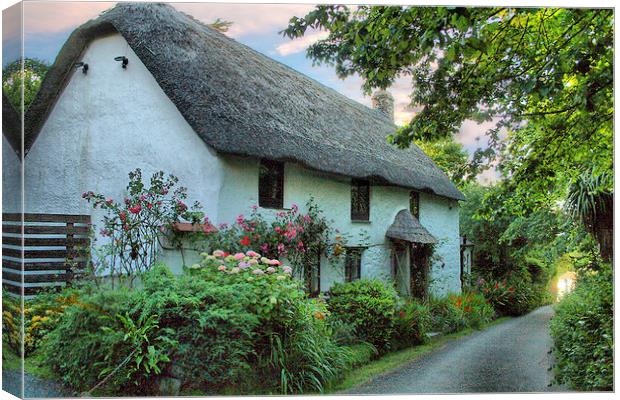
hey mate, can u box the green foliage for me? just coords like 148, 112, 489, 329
392, 299, 431, 349
2, 58, 49, 112
551, 263, 613, 390
427, 296, 467, 334
283, 7, 613, 208
132, 265, 258, 391
42, 289, 143, 393
415, 137, 470, 188
327, 279, 398, 352
267, 299, 353, 394
3, 290, 80, 356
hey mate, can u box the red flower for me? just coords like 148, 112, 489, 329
119, 211, 127, 222
129, 204, 142, 214
240, 236, 251, 246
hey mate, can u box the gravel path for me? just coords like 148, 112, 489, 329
3, 369, 72, 398
348, 306, 569, 394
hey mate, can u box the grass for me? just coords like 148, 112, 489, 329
2, 341, 56, 380
326, 316, 511, 393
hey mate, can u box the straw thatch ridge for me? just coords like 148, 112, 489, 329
6, 2, 464, 201
386, 209, 437, 244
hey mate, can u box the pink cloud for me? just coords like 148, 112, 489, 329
23, 1, 114, 35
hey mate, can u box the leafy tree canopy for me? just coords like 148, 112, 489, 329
283, 7, 613, 209
414, 136, 469, 188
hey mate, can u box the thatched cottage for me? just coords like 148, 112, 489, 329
2, 3, 464, 296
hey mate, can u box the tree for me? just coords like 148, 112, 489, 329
283, 6, 613, 210
415, 136, 469, 188
2, 58, 49, 112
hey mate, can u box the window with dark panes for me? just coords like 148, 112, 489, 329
258, 159, 284, 209
351, 179, 370, 220
344, 247, 363, 282
410, 191, 420, 219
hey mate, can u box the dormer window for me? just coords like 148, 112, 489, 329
351, 179, 370, 221
258, 159, 284, 209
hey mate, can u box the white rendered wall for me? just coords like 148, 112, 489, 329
22, 33, 224, 251
217, 155, 461, 295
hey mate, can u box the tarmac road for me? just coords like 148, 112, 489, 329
348, 306, 569, 394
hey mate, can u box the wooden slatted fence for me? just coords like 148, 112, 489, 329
2, 213, 91, 296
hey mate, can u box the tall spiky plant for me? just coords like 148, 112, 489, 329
565, 171, 613, 262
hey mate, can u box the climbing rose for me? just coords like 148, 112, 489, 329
128, 204, 142, 214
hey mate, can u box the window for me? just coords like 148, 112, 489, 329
410, 191, 420, 219
344, 247, 363, 282
304, 249, 321, 297
351, 179, 370, 221
258, 159, 284, 209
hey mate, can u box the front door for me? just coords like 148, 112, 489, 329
410, 244, 430, 300
392, 242, 410, 296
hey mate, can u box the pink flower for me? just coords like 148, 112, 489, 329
252, 269, 265, 275
266, 259, 282, 266
128, 204, 142, 214
260, 243, 269, 253
236, 214, 245, 225
233, 252, 245, 260
246, 250, 260, 258
213, 250, 225, 257
119, 211, 127, 222
282, 265, 293, 274
140, 194, 147, 201
177, 201, 187, 211
218, 223, 229, 229
291, 203, 298, 213
106, 198, 114, 206
277, 243, 286, 254
275, 226, 282, 233
218, 265, 226, 271
251, 204, 258, 211
266, 267, 276, 273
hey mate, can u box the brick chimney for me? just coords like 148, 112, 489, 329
371, 89, 394, 122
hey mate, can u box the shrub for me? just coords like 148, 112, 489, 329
133, 265, 259, 391
190, 251, 351, 394
266, 298, 352, 394
42, 288, 149, 393
327, 279, 398, 351
450, 292, 495, 329
392, 299, 431, 349
551, 263, 613, 391
3, 289, 80, 356
477, 270, 546, 316
428, 295, 466, 333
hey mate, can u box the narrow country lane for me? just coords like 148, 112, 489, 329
348, 306, 569, 394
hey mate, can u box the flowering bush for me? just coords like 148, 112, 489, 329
2, 290, 80, 356
83, 169, 202, 279
392, 299, 431, 349
476, 276, 516, 315
448, 292, 495, 329
188, 251, 351, 393
189, 199, 351, 280
428, 295, 467, 333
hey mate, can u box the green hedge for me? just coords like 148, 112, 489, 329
327, 279, 398, 352
550, 263, 613, 391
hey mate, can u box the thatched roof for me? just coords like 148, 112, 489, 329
2, 92, 21, 153
386, 209, 437, 244
2, 2, 464, 201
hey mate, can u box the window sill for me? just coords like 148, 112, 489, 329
351, 219, 371, 224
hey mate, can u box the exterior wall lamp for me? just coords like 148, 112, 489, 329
74, 62, 88, 74
114, 56, 129, 69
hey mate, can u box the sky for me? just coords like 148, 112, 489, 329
2, 0, 498, 183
